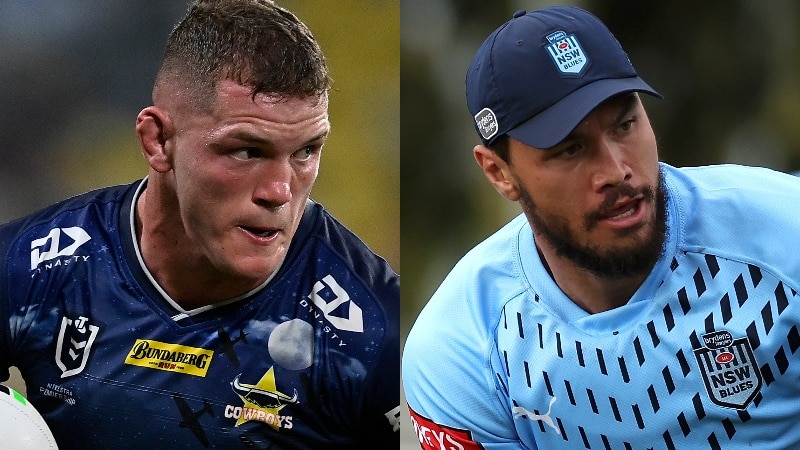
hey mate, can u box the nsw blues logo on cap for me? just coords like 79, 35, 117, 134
474, 107, 498, 141
545, 30, 588, 76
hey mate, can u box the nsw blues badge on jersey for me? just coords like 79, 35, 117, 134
693, 330, 762, 409
545, 30, 588, 77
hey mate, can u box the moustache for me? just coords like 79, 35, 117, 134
586, 183, 655, 227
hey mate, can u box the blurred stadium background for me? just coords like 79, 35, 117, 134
0, 1, 399, 268
401, 0, 800, 447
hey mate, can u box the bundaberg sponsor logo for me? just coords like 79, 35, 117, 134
125, 339, 214, 377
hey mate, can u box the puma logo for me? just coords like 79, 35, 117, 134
512, 396, 561, 435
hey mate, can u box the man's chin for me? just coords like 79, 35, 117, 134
224, 254, 284, 284
572, 238, 664, 279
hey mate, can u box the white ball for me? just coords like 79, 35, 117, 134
0, 385, 58, 449
268, 319, 314, 370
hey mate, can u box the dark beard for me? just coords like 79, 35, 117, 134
520, 169, 668, 279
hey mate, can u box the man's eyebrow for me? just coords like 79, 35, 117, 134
229, 130, 329, 146
304, 130, 330, 146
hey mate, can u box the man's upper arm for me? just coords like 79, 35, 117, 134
402, 304, 525, 450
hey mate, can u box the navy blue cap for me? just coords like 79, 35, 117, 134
466, 6, 662, 149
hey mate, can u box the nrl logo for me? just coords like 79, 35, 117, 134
693, 330, 762, 409
55, 315, 100, 378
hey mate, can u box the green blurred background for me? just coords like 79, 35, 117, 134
402, 0, 800, 335
0, 0, 399, 274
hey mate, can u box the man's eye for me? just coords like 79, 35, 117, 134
233, 147, 260, 159
619, 119, 635, 132
558, 144, 581, 158
293, 146, 317, 161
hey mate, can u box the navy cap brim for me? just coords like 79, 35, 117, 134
507, 76, 662, 149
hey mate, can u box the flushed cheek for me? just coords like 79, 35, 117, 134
291, 168, 318, 198
182, 184, 242, 232
195, 207, 234, 247
295, 161, 318, 187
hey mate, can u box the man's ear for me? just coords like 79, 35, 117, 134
135, 106, 174, 173
473, 144, 520, 201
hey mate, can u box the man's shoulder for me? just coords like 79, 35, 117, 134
445, 213, 529, 282
665, 163, 800, 226
411, 213, 529, 337
665, 164, 800, 276
0, 182, 139, 272
288, 200, 399, 326
1, 182, 138, 235
298, 200, 398, 284
666, 163, 800, 197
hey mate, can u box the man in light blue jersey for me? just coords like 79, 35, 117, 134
403, 6, 800, 450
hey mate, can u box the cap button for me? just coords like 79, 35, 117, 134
512, 10, 526, 19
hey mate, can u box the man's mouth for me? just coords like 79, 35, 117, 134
605, 200, 640, 221
240, 226, 279, 238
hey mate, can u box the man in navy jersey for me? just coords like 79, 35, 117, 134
403, 6, 800, 450
0, 1, 399, 448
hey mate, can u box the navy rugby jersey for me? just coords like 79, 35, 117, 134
0, 179, 399, 449
404, 163, 800, 449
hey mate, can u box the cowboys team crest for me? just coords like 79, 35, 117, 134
545, 30, 588, 76
693, 330, 762, 409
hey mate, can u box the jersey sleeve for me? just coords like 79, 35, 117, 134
308, 202, 401, 447
402, 261, 533, 450
0, 223, 13, 381
0, 184, 134, 387
358, 271, 400, 447
0, 216, 29, 382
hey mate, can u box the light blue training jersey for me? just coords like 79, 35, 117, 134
403, 163, 800, 450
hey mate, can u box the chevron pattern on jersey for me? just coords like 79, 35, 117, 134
495, 251, 800, 449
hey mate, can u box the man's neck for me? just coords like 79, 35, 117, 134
536, 243, 648, 314
134, 182, 267, 310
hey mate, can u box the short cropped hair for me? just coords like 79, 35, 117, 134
153, 0, 330, 110
490, 134, 511, 163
